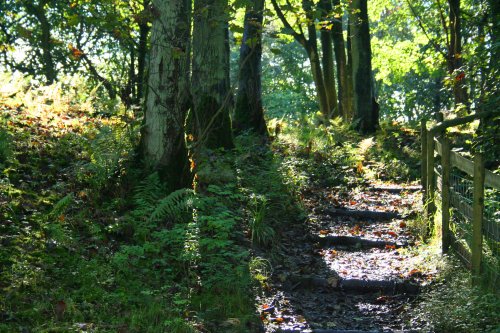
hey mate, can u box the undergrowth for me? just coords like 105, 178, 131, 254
0, 75, 274, 332
407, 254, 500, 332
1, 73, 495, 332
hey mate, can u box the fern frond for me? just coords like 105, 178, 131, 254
149, 188, 194, 223
50, 193, 73, 217
133, 172, 164, 211
357, 137, 375, 159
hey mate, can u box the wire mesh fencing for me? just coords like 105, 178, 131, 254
423, 127, 499, 291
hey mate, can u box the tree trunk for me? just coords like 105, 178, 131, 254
489, 0, 500, 66
141, 0, 191, 189
447, 0, 469, 109
332, 0, 350, 119
192, 0, 233, 149
350, 0, 378, 133
319, 0, 338, 118
308, 41, 330, 120
233, 0, 267, 136
136, 5, 150, 103
346, 18, 354, 120
23, 2, 56, 84
302, 0, 329, 119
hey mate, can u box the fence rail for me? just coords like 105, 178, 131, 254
421, 115, 500, 288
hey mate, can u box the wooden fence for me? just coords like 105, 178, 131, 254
421, 114, 500, 286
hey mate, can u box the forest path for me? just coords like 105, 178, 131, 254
257, 181, 433, 333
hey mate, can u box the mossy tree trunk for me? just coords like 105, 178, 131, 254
233, 0, 267, 136
350, 0, 378, 133
140, 0, 191, 189
192, 0, 234, 149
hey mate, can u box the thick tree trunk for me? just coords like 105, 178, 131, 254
192, 0, 233, 149
319, 0, 338, 118
141, 0, 191, 189
447, 0, 469, 109
233, 0, 267, 136
332, 0, 350, 119
350, 0, 378, 133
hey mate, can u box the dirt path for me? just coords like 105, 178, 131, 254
256, 182, 432, 333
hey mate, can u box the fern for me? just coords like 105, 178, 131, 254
357, 137, 375, 160
49, 193, 73, 218
149, 188, 194, 224
133, 173, 164, 216
132, 173, 194, 224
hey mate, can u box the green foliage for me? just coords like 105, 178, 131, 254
132, 172, 195, 225
0, 126, 11, 167
249, 256, 273, 283
76, 124, 135, 191
409, 258, 500, 333
49, 193, 73, 218
248, 195, 275, 246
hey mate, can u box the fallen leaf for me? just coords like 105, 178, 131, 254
387, 231, 398, 237
275, 317, 284, 324
319, 229, 330, 235
385, 244, 396, 250
399, 221, 407, 228
375, 295, 391, 303
408, 268, 422, 277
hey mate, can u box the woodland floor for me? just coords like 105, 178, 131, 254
1, 90, 498, 332
254, 179, 433, 333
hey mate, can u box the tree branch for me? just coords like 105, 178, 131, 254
270, 0, 307, 46
405, 0, 447, 59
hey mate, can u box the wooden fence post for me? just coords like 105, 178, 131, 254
472, 153, 485, 284
441, 137, 451, 254
426, 130, 436, 234
421, 120, 428, 206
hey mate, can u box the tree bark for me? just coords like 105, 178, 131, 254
192, 0, 234, 149
141, 0, 191, 189
301, 0, 330, 119
319, 0, 339, 118
233, 0, 267, 136
350, 0, 378, 133
346, 18, 354, 120
136, 1, 151, 103
22, 1, 56, 84
270, 0, 334, 120
331, 0, 350, 119
447, 0, 469, 109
